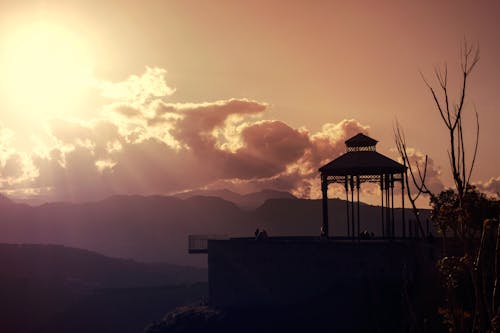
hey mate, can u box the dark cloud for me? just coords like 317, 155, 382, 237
22, 96, 373, 202
214, 121, 310, 180
167, 98, 267, 150
240, 121, 309, 166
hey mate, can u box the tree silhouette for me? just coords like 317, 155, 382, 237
395, 41, 500, 332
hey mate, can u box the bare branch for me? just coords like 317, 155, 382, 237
420, 70, 449, 126
459, 117, 466, 189
466, 110, 480, 188
454, 41, 479, 131
436, 64, 452, 126
393, 121, 435, 236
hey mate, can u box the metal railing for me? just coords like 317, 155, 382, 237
188, 234, 229, 253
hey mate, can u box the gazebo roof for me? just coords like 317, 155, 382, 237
319, 151, 405, 176
345, 133, 378, 147
319, 133, 405, 176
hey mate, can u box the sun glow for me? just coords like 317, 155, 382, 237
0, 20, 94, 121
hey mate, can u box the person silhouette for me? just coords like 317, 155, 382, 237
320, 226, 326, 238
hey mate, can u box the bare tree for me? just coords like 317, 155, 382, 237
395, 41, 480, 241
395, 42, 500, 333
420, 41, 480, 203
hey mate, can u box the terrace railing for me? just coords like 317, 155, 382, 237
188, 234, 229, 253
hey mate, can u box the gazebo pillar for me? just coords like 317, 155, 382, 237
350, 176, 355, 241
385, 175, 390, 238
401, 172, 406, 238
380, 174, 386, 238
321, 174, 329, 238
356, 175, 360, 240
345, 177, 350, 237
390, 174, 395, 239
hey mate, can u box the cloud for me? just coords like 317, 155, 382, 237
15, 96, 277, 201
33, 145, 109, 201
475, 176, 500, 197
306, 120, 370, 169
114, 104, 143, 118
29, 110, 368, 202
99, 67, 175, 106
0, 67, 439, 203
198, 118, 370, 199
165, 98, 267, 151
2, 153, 24, 179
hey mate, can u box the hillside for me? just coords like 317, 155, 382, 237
37, 284, 208, 333
0, 243, 206, 287
0, 243, 207, 333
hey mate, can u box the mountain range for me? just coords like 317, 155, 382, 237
0, 190, 430, 267
0, 190, 432, 332
173, 188, 297, 209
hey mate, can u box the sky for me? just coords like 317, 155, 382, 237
0, 0, 498, 204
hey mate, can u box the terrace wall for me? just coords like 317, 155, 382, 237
208, 238, 439, 309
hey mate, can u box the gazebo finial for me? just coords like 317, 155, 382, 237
345, 133, 378, 152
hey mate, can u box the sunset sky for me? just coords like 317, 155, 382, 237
0, 1, 498, 204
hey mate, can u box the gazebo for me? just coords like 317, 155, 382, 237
318, 133, 406, 239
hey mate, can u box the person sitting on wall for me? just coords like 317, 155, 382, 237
320, 226, 327, 239
256, 229, 268, 240
360, 230, 370, 240
255, 228, 260, 239
261, 229, 268, 239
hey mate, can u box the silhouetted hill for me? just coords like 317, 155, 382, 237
174, 188, 297, 209
0, 243, 206, 287
254, 198, 430, 236
0, 195, 430, 267
37, 284, 207, 333
239, 189, 297, 209
0, 195, 251, 266
0, 243, 207, 333
175, 189, 242, 203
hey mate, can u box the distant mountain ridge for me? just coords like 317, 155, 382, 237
174, 188, 297, 209
0, 191, 430, 267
